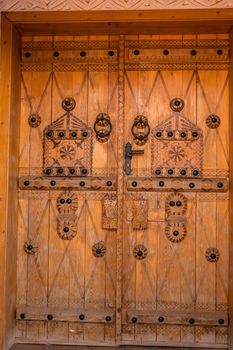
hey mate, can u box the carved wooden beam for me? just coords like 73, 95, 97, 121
127, 177, 228, 192
18, 176, 117, 191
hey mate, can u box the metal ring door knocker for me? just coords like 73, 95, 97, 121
94, 113, 112, 143
131, 115, 150, 146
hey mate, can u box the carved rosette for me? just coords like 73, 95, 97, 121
133, 244, 148, 260
56, 191, 78, 240
165, 222, 187, 243
57, 191, 78, 213
28, 114, 41, 128
57, 216, 77, 240
24, 240, 38, 254
206, 114, 221, 129
165, 193, 187, 218
205, 247, 220, 262
92, 241, 106, 257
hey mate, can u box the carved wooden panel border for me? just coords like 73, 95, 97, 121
1, 0, 233, 11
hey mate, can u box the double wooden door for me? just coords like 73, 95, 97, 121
16, 34, 229, 348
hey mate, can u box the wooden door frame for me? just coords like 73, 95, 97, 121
1, 9, 233, 350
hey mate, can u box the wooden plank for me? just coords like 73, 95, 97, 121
127, 177, 228, 192
0, 14, 21, 350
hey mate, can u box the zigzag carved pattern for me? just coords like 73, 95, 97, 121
1, 0, 233, 11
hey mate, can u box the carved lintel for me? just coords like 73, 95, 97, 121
132, 199, 148, 230
19, 176, 117, 191
102, 196, 117, 230
127, 177, 228, 192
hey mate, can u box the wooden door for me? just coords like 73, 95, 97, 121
16, 34, 229, 348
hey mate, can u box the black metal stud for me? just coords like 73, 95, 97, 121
45, 168, 52, 175
180, 132, 187, 138
217, 182, 223, 188
189, 182, 195, 189
134, 50, 140, 56
25, 52, 31, 58
180, 169, 186, 176
80, 181, 85, 187
163, 49, 169, 56
47, 314, 53, 320
108, 51, 114, 56
79, 314, 85, 320
190, 49, 197, 56
159, 181, 165, 187
158, 316, 164, 323
156, 131, 162, 138
20, 313, 26, 320
69, 168, 76, 175
58, 131, 65, 138
46, 130, 54, 138
189, 318, 195, 324
82, 131, 88, 138
71, 131, 77, 138
167, 131, 173, 138
57, 168, 63, 174
50, 180, 56, 186
193, 170, 199, 176
66, 198, 72, 204
60, 198, 65, 204
173, 230, 179, 236
63, 226, 69, 233
155, 169, 161, 175
24, 180, 30, 187
176, 201, 182, 207
105, 316, 111, 322
107, 181, 112, 187
168, 169, 174, 175
192, 131, 198, 138
132, 181, 137, 187
218, 318, 224, 325
131, 317, 138, 323
53, 51, 59, 57
169, 201, 175, 206
80, 51, 86, 57
217, 49, 223, 55
81, 168, 88, 175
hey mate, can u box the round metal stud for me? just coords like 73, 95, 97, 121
20, 313, 26, 320
156, 131, 162, 138
107, 181, 112, 187
28, 114, 41, 128
170, 98, 185, 112
189, 182, 195, 189
53, 51, 59, 57
80, 51, 86, 57
134, 50, 140, 56
57, 220, 77, 240
217, 49, 223, 55
189, 318, 195, 324
206, 114, 221, 129
47, 314, 53, 321
82, 131, 88, 138
192, 169, 199, 177
81, 168, 88, 175
132, 181, 137, 187
158, 316, 164, 323
131, 317, 138, 323
180, 169, 187, 176
155, 169, 161, 175
79, 314, 85, 320
71, 131, 77, 138
57, 168, 64, 175
217, 182, 223, 188
80, 181, 85, 187
92, 241, 106, 258
105, 316, 111, 322
44, 167, 52, 175
50, 180, 56, 187
163, 49, 169, 56
205, 247, 220, 262
169, 201, 175, 207
108, 51, 114, 56
62, 97, 76, 111
218, 318, 224, 325
133, 245, 148, 260
46, 130, 54, 139
24, 180, 30, 187
168, 169, 174, 175
192, 131, 198, 138
190, 50, 197, 56
25, 52, 31, 58
69, 168, 76, 175
167, 131, 174, 138
159, 181, 165, 187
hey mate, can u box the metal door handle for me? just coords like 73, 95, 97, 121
124, 142, 144, 175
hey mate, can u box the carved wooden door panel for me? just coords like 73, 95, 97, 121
16, 34, 229, 348
122, 35, 229, 348
17, 35, 118, 346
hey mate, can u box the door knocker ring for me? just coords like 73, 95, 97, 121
131, 115, 150, 146
94, 113, 112, 143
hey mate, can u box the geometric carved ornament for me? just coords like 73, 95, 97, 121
152, 99, 203, 178
43, 97, 93, 177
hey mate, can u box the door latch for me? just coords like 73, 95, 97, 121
124, 142, 144, 175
